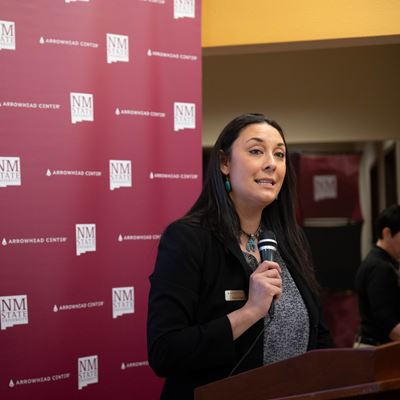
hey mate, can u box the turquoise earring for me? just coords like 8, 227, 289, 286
224, 176, 232, 193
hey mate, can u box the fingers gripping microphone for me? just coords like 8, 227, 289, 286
258, 231, 277, 318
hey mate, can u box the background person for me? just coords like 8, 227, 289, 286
355, 204, 400, 347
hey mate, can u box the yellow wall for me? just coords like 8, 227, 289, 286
202, 44, 400, 146
202, 0, 400, 48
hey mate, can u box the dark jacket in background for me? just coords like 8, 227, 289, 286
355, 245, 400, 344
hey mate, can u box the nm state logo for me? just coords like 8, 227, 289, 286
0, 157, 21, 188
109, 160, 132, 191
75, 224, 96, 256
70, 92, 94, 124
0, 20, 16, 50
174, 0, 195, 19
106, 33, 129, 64
174, 102, 195, 131
112, 287, 134, 319
313, 175, 338, 202
0, 295, 28, 330
78, 355, 98, 390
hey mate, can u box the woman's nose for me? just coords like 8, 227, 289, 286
263, 153, 276, 171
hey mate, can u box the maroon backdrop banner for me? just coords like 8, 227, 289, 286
297, 154, 362, 222
0, 1, 201, 399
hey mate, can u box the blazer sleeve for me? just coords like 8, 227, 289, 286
147, 222, 236, 377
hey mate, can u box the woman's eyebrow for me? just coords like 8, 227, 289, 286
246, 137, 285, 148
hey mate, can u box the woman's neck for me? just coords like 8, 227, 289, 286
236, 208, 263, 235
229, 195, 264, 234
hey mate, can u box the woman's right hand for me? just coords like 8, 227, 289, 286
228, 260, 282, 340
246, 260, 282, 320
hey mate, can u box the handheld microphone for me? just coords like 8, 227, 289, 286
257, 230, 277, 318
258, 230, 277, 262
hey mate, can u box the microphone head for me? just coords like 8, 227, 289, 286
258, 230, 277, 249
258, 230, 277, 262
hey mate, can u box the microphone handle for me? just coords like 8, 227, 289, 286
263, 249, 274, 262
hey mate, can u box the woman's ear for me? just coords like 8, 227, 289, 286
219, 150, 230, 175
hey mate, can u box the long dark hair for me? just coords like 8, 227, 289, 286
183, 113, 319, 293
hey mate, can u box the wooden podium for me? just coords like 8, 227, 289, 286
195, 342, 400, 400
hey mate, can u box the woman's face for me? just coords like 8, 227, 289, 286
220, 122, 287, 212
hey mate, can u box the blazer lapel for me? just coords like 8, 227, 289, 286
226, 240, 253, 277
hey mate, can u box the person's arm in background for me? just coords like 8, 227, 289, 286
366, 266, 400, 340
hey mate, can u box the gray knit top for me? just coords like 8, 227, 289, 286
243, 250, 310, 365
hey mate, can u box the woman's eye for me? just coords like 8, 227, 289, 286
250, 149, 263, 155
275, 151, 285, 159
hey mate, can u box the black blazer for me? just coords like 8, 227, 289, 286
147, 221, 333, 400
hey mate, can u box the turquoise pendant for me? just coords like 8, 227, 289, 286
246, 235, 257, 252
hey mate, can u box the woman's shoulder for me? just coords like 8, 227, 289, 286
163, 218, 212, 240
158, 219, 219, 263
